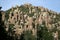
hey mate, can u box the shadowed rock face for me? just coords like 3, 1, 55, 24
0, 10, 7, 40
1, 4, 60, 40
0, 7, 14, 40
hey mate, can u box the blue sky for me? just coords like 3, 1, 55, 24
0, 0, 60, 12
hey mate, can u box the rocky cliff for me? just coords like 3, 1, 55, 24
2, 4, 60, 40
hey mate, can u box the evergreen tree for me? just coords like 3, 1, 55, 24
37, 22, 54, 40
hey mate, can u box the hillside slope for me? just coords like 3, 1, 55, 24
2, 4, 60, 40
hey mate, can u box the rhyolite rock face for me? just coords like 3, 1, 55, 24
2, 4, 60, 40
